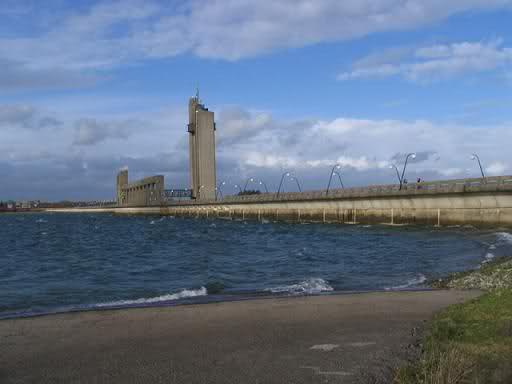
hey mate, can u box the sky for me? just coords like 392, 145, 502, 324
1, 0, 511, 201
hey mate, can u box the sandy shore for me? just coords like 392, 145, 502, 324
0, 290, 480, 384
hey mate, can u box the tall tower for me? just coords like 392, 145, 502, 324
116, 169, 128, 206
188, 91, 217, 200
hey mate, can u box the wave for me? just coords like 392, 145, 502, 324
266, 278, 334, 295
386, 273, 427, 290
150, 217, 166, 225
479, 232, 512, 264
482, 252, 495, 264
95, 287, 207, 308
495, 232, 512, 244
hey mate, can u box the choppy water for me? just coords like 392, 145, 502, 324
1, 213, 511, 319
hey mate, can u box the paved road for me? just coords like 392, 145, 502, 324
0, 290, 480, 384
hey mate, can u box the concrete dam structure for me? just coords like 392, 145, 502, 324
57, 175, 512, 227
116, 169, 164, 207
49, 95, 511, 227
161, 175, 512, 226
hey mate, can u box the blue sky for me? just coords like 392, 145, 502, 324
1, 0, 511, 200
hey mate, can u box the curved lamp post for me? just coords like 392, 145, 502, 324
400, 153, 416, 190
326, 164, 343, 195
276, 172, 291, 197
333, 172, 344, 189
243, 177, 255, 192
290, 176, 302, 192
198, 185, 205, 199
216, 181, 226, 200
258, 180, 269, 193
389, 164, 401, 184
470, 154, 486, 182
233, 184, 243, 194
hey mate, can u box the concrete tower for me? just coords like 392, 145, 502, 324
188, 91, 216, 200
116, 169, 128, 206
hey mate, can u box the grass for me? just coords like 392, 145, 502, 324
394, 258, 512, 384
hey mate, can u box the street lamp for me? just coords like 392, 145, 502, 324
333, 172, 344, 189
243, 177, 255, 192
233, 184, 243, 194
290, 176, 302, 192
216, 181, 226, 200
326, 164, 343, 195
400, 153, 416, 190
470, 154, 486, 181
276, 172, 291, 197
389, 164, 401, 184
258, 180, 269, 193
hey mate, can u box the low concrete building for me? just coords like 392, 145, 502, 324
116, 170, 164, 207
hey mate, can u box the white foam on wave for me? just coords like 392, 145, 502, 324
386, 274, 427, 290
266, 278, 334, 295
95, 287, 207, 308
482, 232, 512, 264
483, 252, 495, 264
36, 218, 47, 223
496, 232, 512, 244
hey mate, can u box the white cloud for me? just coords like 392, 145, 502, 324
0, 59, 97, 90
72, 118, 140, 146
214, 108, 512, 183
0, 0, 511, 75
217, 107, 273, 143
1, 101, 511, 199
486, 161, 508, 175
338, 39, 512, 82
0, 105, 62, 130
245, 153, 298, 169
439, 167, 464, 177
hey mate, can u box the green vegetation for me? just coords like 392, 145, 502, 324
395, 258, 512, 384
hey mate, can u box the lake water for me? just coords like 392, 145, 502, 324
1, 213, 511, 319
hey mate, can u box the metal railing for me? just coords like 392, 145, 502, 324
164, 176, 512, 206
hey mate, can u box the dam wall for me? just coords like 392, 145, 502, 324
47, 176, 512, 227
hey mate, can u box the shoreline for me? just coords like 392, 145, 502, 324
3, 257, 509, 383
0, 286, 436, 321
0, 289, 481, 384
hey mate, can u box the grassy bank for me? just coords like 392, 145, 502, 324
395, 258, 512, 384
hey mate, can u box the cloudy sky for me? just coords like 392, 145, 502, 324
1, 0, 511, 200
